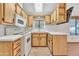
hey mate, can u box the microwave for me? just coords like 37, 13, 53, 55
15, 14, 26, 27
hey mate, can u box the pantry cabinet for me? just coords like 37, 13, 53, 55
32, 33, 47, 47
45, 16, 51, 24
0, 39, 21, 56
56, 3, 66, 24
28, 16, 34, 27
3, 3, 15, 24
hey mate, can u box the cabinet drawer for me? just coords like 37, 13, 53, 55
40, 34, 47, 37
32, 34, 39, 37
14, 39, 21, 49
14, 46, 21, 56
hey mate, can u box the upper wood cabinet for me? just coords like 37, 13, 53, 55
56, 3, 66, 24
53, 10, 57, 24
28, 16, 34, 27
15, 4, 22, 16
44, 16, 51, 24
51, 13, 54, 24
21, 10, 26, 19
0, 4, 3, 23
3, 3, 15, 24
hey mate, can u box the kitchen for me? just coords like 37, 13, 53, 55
0, 3, 79, 56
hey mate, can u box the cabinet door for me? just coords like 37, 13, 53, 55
32, 33, 39, 46
51, 13, 54, 24
16, 4, 21, 15
53, 35, 67, 55
57, 3, 66, 24
3, 3, 15, 24
45, 16, 51, 24
21, 10, 26, 19
28, 16, 33, 27
40, 33, 47, 46
0, 42, 13, 56
0, 3, 3, 22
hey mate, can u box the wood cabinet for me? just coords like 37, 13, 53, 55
48, 34, 53, 53
48, 34, 67, 56
15, 4, 22, 16
32, 33, 39, 46
21, 10, 27, 19
32, 33, 47, 47
0, 3, 3, 23
28, 16, 34, 27
3, 3, 15, 24
53, 10, 57, 24
45, 16, 51, 24
53, 35, 67, 55
0, 39, 21, 56
51, 13, 54, 24
57, 3, 66, 24
39, 33, 47, 46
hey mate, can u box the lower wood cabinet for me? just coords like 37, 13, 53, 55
48, 34, 67, 56
0, 39, 21, 56
32, 33, 47, 47
53, 35, 67, 56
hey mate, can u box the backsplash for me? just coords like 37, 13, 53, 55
0, 25, 27, 36
0, 25, 5, 36
6, 25, 26, 35
45, 23, 70, 33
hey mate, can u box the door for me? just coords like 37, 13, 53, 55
3, 3, 15, 24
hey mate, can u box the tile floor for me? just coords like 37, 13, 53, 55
29, 47, 51, 56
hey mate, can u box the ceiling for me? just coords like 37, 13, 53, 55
22, 3, 79, 16
23, 3, 57, 16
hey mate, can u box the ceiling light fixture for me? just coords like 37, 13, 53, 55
34, 3, 43, 12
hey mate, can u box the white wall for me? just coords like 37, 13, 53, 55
67, 3, 79, 16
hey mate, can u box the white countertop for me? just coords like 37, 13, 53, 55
32, 30, 79, 42
32, 30, 67, 35
0, 35, 23, 41
0, 29, 79, 42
